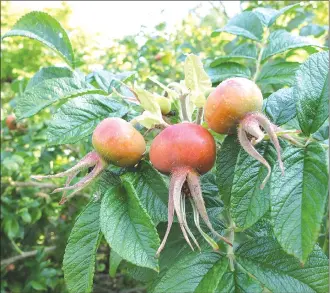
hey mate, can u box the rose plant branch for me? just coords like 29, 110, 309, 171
252, 28, 270, 82
179, 93, 191, 122
1, 246, 56, 267
195, 107, 204, 125
2, 179, 57, 189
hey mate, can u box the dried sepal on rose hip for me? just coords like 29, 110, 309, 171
32, 118, 146, 204
150, 122, 232, 256
205, 77, 289, 189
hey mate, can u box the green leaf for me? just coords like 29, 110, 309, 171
195, 258, 228, 293
211, 43, 257, 67
47, 95, 129, 145
215, 270, 263, 293
231, 141, 282, 229
184, 54, 212, 107
231, 43, 258, 58
216, 135, 241, 206
16, 75, 106, 119
134, 87, 162, 115
223, 37, 240, 54
100, 181, 160, 271
92, 70, 136, 94
130, 110, 167, 130
30, 281, 47, 291
127, 224, 194, 290
218, 136, 286, 229
11, 78, 29, 94
262, 30, 325, 61
287, 13, 308, 31
212, 12, 263, 41
26, 66, 74, 90
109, 250, 122, 278
265, 87, 296, 125
184, 54, 212, 92
236, 237, 329, 293
3, 155, 24, 172
127, 265, 157, 283
257, 62, 300, 86
245, 218, 274, 239
95, 169, 121, 193
312, 121, 329, 142
271, 143, 328, 262
3, 218, 19, 239
30, 208, 42, 224
206, 62, 251, 85
2, 11, 74, 67
203, 196, 226, 232
295, 52, 329, 135
63, 201, 102, 293
253, 7, 278, 26
201, 172, 219, 197
19, 208, 32, 223
254, 3, 299, 27
148, 77, 179, 100
151, 250, 224, 293
123, 161, 168, 224
300, 24, 326, 38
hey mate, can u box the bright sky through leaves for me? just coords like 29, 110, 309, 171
10, 1, 241, 46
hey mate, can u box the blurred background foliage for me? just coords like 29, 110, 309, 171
1, 1, 328, 292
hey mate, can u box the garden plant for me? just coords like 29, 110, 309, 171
1, 1, 329, 292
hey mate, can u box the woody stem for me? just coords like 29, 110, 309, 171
180, 93, 191, 122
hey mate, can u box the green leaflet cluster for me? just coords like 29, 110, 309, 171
207, 3, 326, 87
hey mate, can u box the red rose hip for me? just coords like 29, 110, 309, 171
32, 118, 146, 204
205, 77, 285, 189
150, 122, 216, 175
150, 123, 231, 256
